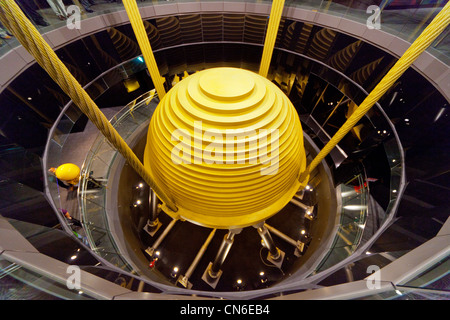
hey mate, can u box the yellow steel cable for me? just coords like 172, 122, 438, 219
122, 0, 166, 98
0, 0, 177, 212
259, 0, 285, 78
298, 1, 450, 188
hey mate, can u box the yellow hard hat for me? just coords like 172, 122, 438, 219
55, 163, 80, 182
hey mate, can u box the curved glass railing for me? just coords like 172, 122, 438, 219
0, 216, 164, 300
315, 173, 369, 272
78, 89, 159, 271
43, 56, 148, 244
304, 122, 405, 275
276, 48, 406, 279
0, 255, 93, 300
1, 214, 447, 300
0, 0, 448, 64
358, 285, 450, 300
306, 0, 449, 64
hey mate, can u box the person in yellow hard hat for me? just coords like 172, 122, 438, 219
48, 167, 70, 190
50, 163, 103, 191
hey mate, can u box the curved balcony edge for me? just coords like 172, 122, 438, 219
0, 2, 448, 101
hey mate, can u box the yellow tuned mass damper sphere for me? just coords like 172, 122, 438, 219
144, 67, 307, 229
55, 163, 80, 182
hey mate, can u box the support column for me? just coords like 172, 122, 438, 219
202, 229, 242, 289
254, 222, 285, 268
265, 223, 304, 257
290, 198, 314, 214
178, 228, 216, 289
144, 189, 162, 237
145, 218, 177, 257
290, 197, 316, 220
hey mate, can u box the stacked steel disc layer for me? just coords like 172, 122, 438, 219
144, 67, 306, 228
